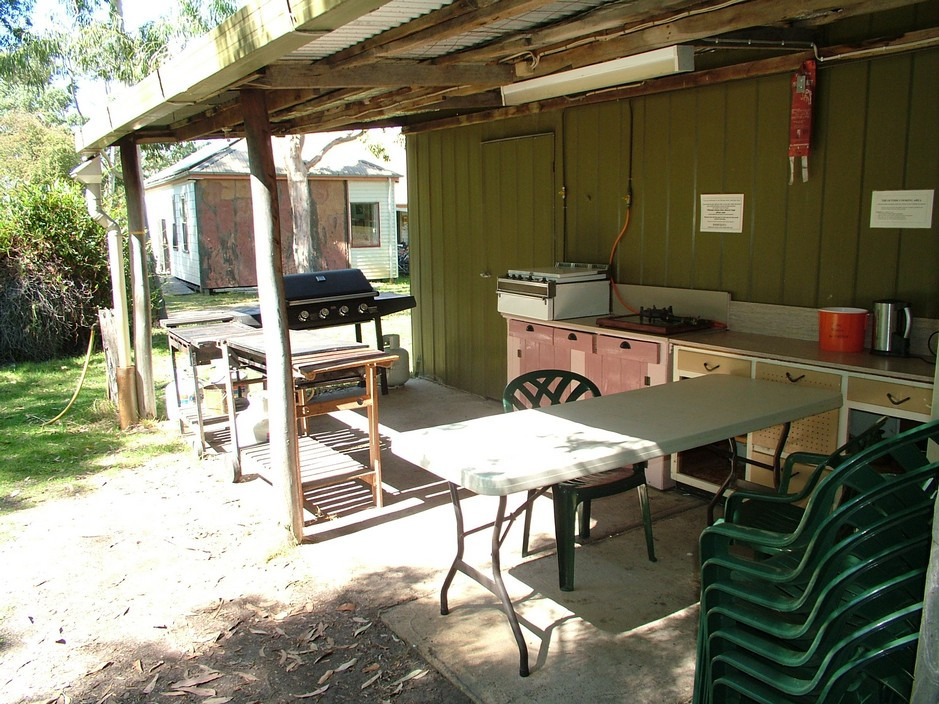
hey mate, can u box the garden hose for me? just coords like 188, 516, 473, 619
42, 327, 96, 426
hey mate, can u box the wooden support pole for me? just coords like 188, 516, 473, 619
106, 228, 138, 428
118, 138, 156, 419
240, 88, 304, 543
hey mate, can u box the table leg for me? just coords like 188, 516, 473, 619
707, 421, 793, 524
439, 484, 532, 677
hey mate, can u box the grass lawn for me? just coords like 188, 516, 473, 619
0, 277, 413, 515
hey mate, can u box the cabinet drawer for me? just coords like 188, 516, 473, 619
596, 335, 660, 364
507, 319, 553, 343
754, 362, 841, 390
553, 328, 594, 354
675, 349, 750, 377
847, 377, 932, 416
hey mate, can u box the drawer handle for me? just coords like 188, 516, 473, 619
887, 393, 911, 406
703, 362, 720, 372
620, 341, 632, 349
568, 333, 577, 341
526, 325, 534, 332
785, 373, 806, 383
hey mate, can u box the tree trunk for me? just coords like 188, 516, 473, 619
284, 135, 316, 272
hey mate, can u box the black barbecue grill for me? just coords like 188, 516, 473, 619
236, 269, 415, 392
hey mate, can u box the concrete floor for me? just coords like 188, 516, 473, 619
192, 376, 705, 703
285, 377, 707, 704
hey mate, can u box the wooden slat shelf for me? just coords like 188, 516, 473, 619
240, 436, 372, 490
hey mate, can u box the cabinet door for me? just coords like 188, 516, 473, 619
553, 328, 594, 377
590, 335, 661, 395
752, 361, 842, 462
507, 319, 556, 380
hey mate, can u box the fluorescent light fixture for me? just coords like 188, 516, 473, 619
501, 45, 694, 106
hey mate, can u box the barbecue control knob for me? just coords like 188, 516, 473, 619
318, 307, 329, 319
339, 305, 350, 316
357, 303, 369, 314
298, 309, 310, 322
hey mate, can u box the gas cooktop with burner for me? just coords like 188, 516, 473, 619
596, 306, 715, 335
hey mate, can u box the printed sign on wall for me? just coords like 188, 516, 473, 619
870, 190, 935, 229
700, 194, 745, 233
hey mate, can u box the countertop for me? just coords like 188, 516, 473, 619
505, 314, 936, 385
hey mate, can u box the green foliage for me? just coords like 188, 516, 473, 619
0, 110, 78, 184
0, 180, 110, 362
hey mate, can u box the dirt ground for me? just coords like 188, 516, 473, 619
0, 425, 472, 704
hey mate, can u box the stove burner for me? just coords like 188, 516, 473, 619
595, 305, 714, 335
639, 306, 709, 327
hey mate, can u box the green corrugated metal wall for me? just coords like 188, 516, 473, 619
408, 49, 939, 399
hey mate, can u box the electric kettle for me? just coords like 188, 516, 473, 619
871, 299, 912, 356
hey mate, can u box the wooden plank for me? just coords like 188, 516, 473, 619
259, 62, 514, 88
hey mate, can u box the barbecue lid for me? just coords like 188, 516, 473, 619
283, 269, 377, 301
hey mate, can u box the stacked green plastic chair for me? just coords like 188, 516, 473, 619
691, 418, 939, 704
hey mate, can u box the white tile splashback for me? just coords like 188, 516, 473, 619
729, 300, 938, 357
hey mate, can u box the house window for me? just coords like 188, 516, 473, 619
171, 222, 178, 250
350, 202, 380, 248
180, 196, 190, 253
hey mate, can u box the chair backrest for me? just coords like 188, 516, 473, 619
502, 369, 601, 413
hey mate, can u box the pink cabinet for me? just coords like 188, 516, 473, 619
588, 335, 661, 395
507, 319, 557, 380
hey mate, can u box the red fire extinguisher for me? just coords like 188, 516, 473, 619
789, 59, 816, 184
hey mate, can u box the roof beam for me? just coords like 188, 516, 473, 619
255, 61, 514, 88
513, 0, 927, 78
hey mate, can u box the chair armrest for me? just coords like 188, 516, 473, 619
723, 452, 831, 523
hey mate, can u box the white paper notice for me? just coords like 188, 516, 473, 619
870, 190, 934, 229
700, 194, 745, 233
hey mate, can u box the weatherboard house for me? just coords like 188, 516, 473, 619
145, 135, 402, 291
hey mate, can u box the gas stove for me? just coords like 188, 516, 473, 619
596, 306, 714, 335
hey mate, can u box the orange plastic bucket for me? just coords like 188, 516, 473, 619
818, 307, 868, 352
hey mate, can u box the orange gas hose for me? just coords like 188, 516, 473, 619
608, 201, 639, 315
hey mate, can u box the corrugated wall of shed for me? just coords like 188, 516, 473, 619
348, 179, 398, 279
408, 50, 939, 399
407, 115, 564, 399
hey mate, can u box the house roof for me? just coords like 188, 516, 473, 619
76, 0, 938, 154
145, 133, 403, 187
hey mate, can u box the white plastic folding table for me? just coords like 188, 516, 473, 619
392, 374, 843, 676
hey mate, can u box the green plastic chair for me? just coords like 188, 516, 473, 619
721, 416, 889, 534
692, 455, 939, 704
707, 602, 922, 702
502, 369, 656, 591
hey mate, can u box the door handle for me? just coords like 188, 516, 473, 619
526, 325, 534, 332
785, 373, 806, 383
568, 333, 577, 340
703, 362, 720, 372
620, 341, 632, 349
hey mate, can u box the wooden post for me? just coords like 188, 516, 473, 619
240, 89, 304, 542
119, 138, 156, 419
106, 227, 138, 428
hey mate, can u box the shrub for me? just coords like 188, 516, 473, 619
0, 180, 109, 362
